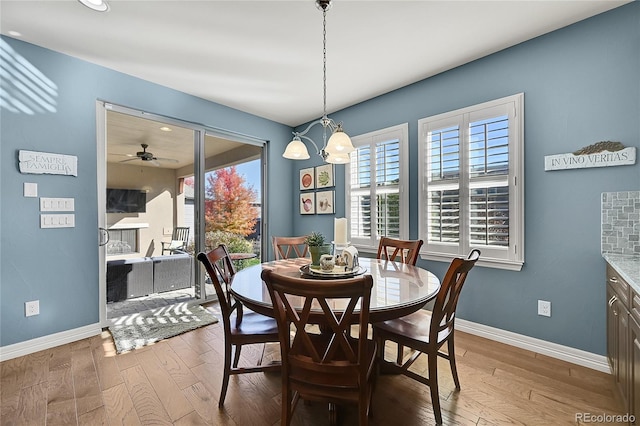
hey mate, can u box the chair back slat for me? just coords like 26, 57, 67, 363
272, 236, 310, 260
430, 249, 480, 342
173, 227, 190, 244
376, 237, 424, 265
262, 270, 373, 377
196, 245, 236, 329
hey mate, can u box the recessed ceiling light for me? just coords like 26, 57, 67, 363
160, 126, 172, 132
78, 0, 109, 12
8, 30, 22, 37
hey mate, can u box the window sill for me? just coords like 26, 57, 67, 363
420, 253, 523, 271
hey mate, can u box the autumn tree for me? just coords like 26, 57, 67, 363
204, 166, 258, 236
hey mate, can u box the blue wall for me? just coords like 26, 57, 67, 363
293, 3, 640, 354
1, 3, 638, 355
0, 37, 293, 347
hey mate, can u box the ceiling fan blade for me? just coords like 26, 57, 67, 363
119, 158, 140, 163
155, 157, 179, 163
150, 159, 161, 167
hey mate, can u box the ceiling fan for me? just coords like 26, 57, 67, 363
119, 143, 179, 167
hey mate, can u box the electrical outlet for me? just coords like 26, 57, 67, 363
538, 300, 551, 317
25, 300, 40, 317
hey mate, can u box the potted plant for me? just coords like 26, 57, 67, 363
305, 231, 332, 267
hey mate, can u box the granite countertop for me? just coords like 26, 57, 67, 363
603, 253, 640, 293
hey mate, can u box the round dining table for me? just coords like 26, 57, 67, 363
230, 257, 441, 323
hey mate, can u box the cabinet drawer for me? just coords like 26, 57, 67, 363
608, 264, 631, 308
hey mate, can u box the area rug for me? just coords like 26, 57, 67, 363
108, 303, 218, 354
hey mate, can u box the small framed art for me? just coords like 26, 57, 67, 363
315, 164, 334, 188
300, 168, 315, 190
315, 190, 334, 214
300, 193, 315, 214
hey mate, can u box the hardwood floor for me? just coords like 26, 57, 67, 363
1, 303, 624, 425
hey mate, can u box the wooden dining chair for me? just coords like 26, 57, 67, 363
376, 237, 424, 266
261, 269, 377, 426
372, 249, 480, 425
196, 244, 280, 408
272, 235, 309, 260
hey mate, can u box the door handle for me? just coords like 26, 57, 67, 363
98, 227, 110, 246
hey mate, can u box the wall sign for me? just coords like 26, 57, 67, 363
18, 150, 78, 176
544, 141, 635, 171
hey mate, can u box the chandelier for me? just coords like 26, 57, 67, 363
282, 0, 355, 164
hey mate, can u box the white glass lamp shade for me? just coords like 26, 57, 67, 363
78, 0, 110, 11
283, 138, 311, 160
325, 128, 355, 155
325, 152, 351, 164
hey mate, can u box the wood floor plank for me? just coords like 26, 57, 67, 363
173, 410, 210, 426
0, 356, 26, 422
114, 349, 140, 371
16, 382, 48, 425
151, 340, 200, 390
22, 350, 50, 388
48, 344, 72, 372
120, 364, 172, 425
135, 347, 194, 421
181, 381, 239, 426
71, 345, 104, 415
91, 332, 124, 391
77, 405, 108, 425
46, 364, 76, 426
167, 334, 209, 368
177, 328, 216, 355
101, 382, 141, 426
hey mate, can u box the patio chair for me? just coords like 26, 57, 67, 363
162, 226, 190, 254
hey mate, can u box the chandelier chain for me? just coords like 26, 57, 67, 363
322, 7, 327, 120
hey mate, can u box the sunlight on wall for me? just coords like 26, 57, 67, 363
0, 39, 57, 114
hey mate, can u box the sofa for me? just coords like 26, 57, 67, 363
107, 253, 193, 302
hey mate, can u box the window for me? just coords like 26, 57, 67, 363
106, 228, 138, 255
346, 123, 409, 252
418, 94, 524, 270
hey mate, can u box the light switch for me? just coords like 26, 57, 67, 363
24, 183, 38, 197
40, 198, 75, 212
41, 214, 75, 228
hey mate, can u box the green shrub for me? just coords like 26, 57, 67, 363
205, 230, 253, 254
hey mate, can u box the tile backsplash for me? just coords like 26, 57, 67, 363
602, 191, 640, 255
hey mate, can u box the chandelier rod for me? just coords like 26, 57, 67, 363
322, 3, 327, 121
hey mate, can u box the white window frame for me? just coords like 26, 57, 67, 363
345, 123, 409, 254
418, 93, 524, 271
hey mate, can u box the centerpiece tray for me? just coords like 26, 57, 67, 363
299, 264, 367, 279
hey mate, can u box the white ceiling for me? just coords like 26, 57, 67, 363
0, 0, 631, 127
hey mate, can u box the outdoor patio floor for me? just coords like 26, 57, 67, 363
106, 284, 215, 319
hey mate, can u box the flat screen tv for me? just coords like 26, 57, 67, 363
106, 188, 147, 213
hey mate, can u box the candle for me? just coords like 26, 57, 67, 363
334, 218, 347, 244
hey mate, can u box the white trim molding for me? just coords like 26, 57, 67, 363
0, 323, 102, 362
0, 316, 610, 373
456, 318, 610, 373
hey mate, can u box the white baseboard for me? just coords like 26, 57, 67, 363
455, 318, 611, 373
0, 323, 103, 362
0, 317, 610, 374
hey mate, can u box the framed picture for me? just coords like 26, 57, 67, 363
315, 190, 334, 214
300, 167, 315, 190
300, 192, 315, 214
315, 164, 334, 188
